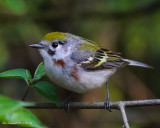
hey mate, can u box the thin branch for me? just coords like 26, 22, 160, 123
26, 99, 160, 109
119, 102, 130, 128
25, 99, 160, 128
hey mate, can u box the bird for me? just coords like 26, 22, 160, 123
29, 32, 152, 111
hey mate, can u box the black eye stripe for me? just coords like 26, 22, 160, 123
58, 41, 64, 45
48, 49, 55, 56
52, 40, 67, 47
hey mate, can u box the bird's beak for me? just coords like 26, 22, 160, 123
29, 43, 45, 49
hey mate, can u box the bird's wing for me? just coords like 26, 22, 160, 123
70, 49, 95, 64
71, 48, 129, 71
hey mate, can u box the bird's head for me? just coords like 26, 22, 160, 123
29, 32, 81, 61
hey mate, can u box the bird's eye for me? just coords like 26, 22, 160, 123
52, 42, 58, 48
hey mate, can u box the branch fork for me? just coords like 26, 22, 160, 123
26, 99, 160, 128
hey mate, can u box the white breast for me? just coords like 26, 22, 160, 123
44, 56, 116, 93
78, 69, 116, 92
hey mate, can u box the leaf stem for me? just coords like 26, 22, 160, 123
22, 85, 31, 101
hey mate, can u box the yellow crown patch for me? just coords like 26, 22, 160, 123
43, 32, 67, 41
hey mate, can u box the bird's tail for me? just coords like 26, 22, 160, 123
122, 59, 153, 69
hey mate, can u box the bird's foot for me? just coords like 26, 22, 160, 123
104, 97, 112, 112
64, 93, 74, 111
64, 98, 71, 111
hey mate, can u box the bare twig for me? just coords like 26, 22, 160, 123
26, 99, 160, 109
119, 102, 130, 128
25, 99, 160, 128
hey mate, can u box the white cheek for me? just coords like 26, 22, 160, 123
39, 49, 49, 61
54, 45, 72, 59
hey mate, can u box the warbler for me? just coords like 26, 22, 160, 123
29, 32, 152, 111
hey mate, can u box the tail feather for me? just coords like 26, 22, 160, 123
123, 59, 153, 69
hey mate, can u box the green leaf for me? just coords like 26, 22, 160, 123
0, 69, 32, 81
3, 108, 47, 128
0, 95, 33, 116
33, 62, 46, 81
0, 95, 47, 128
35, 81, 60, 107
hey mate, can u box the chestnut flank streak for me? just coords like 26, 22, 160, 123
70, 65, 80, 81
53, 59, 65, 68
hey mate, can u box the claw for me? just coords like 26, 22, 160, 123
63, 93, 74, 111
64, 98, 71, 111
104, 97, 112, 112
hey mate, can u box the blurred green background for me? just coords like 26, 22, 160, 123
0, 0, 160, 128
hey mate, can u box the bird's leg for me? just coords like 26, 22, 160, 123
64, 93, 74, 111
104, 82, 112, 112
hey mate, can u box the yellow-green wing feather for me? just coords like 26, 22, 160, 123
78, 38, 100, 51
81, 48, 128, 70
72, 37, 128, 70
